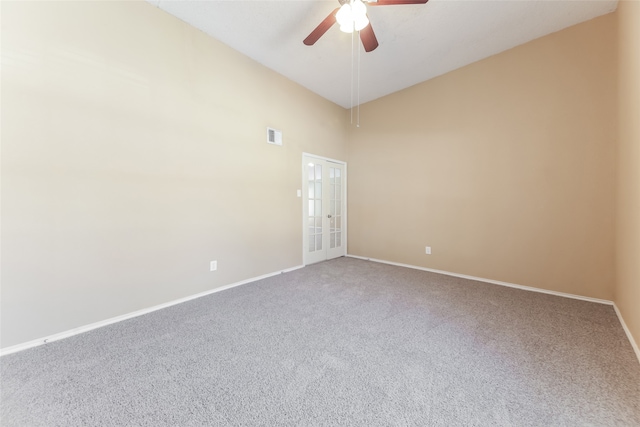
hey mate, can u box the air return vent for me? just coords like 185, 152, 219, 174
266, 127, 283, 146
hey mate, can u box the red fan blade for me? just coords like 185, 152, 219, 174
360, 22, 379, 52
368, 0, 428, 5
304, 8, 340, 46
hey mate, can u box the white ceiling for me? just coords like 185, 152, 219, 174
146, 0, 618, 108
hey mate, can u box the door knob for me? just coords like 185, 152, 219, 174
328, 214, 332, 218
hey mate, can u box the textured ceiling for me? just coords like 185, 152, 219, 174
147, 0, 618, 108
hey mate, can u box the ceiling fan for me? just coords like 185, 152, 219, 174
303, 0, 429, 53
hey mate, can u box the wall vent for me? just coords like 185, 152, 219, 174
266, 127, 283, 146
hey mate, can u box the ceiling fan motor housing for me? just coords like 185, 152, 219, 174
303, 0, 428, 52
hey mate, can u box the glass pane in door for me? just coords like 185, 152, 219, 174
308, 162, 322, 252
329, 166, 343, 250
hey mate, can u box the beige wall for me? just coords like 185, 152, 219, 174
347, 14, 618, 300
0, 1, 348, 349
616, 0, 640, 350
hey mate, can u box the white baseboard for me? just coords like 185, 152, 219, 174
0, 264, 305, 357
347, 254, 640, 365
5, 256, 639, 367
613, 303, 640, 365
347, 254, 613, 304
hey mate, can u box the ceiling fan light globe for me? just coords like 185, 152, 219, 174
336, 4, 353, 27
339, 22, 355, 33
351, 0, 367, 17
354, 15, 369, 31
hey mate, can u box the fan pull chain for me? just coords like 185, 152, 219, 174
357, 29, 361, 128
350, 29, 354, 125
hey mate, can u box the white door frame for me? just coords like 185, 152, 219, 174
302, 153, 347, 265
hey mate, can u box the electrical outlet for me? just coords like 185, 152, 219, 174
425, 246, 431, 255
210, 260, 217, 271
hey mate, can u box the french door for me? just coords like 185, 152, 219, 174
303, 155, 346, 265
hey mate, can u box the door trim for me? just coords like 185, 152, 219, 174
302, 153, 347, 266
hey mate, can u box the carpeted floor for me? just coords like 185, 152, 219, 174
1, 257, 639, 426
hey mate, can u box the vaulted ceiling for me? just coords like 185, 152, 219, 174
146, 0, 618, 108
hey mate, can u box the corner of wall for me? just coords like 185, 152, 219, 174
614, 0, 640, 360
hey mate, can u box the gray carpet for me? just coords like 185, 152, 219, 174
1, 257, 639, 426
